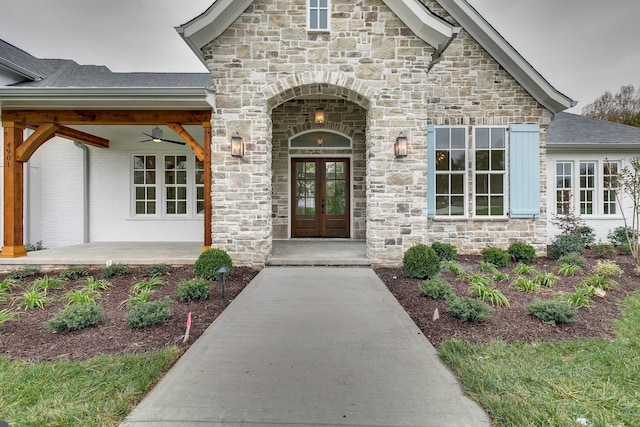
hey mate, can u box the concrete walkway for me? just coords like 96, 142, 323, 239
121, 267, 490, 427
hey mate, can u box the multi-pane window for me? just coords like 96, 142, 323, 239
474, 128, 506, 216
555, 160, 621, 217
603, 161, 619, 215
165, 155, 187, 215
308, 0, 329, 31
556, 162, 572, 215
435, 127, 466, 216
133, 155, 157, 215
132, 153, 202, 217
579, 162, 595, 215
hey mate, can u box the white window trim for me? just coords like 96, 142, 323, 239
131, 151, 202, 219
602, 160, 621, 217
434, 125, 468, 218
472, 126, 509, 219
307, 0, 331, 32
578, 160, 597, 217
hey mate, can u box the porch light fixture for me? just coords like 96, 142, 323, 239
394, 131, 408, 158
317, 135, 324, 146
231, 131, 245, 158
314, 107, 325, 127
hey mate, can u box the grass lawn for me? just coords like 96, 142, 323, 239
439, 289, 640, 427
0, 346, 180, 427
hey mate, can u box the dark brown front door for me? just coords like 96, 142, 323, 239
292, 158, 350, 238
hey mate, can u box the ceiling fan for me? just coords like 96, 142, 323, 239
139, 126, 186, 145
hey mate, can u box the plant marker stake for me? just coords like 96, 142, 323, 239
183, 312, 192, 343
432, 308, 440, 321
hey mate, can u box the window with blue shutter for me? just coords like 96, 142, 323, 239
509, 124, 540, 218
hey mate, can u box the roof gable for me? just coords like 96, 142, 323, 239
177, 0, 575, 113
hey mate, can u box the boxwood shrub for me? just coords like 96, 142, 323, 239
481, 247, 510, 268
526, 298, 577, 325
431, 242, 458, 262
418, 275, 455, 300
446, 297, 493, 323
402, 244, 440, 279
194, 248, 233, 280
507, 242, 536, 264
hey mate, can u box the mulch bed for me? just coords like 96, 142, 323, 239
1, 253, 638, 361
0, 266, 258, 361
379, 253, 639, 346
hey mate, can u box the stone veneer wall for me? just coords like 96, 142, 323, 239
202, 0, 554, 267
271, 99, 367, 239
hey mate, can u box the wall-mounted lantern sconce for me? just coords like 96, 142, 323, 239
315, 107, 325, 127
394, 131, 408, 158
231, 131, 244, 158
317, 135, 324, 146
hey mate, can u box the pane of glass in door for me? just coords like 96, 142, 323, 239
296, 162, 316, 215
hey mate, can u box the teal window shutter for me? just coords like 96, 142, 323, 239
427, 124, 435, 218
509, 124, 540, 218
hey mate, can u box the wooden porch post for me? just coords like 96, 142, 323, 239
203, 122, 212, 250
1, 123, 27, 258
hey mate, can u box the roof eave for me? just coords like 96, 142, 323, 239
547, 143, 640, 151
382, 0, 461, 50
437, 0, 576, 113
175, 0, 254, 65
0, 87, 213, 110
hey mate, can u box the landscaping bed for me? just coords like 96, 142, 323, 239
0, 265, 257, 361
378, 252, 639, 346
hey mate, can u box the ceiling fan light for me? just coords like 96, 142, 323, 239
151, 126, 163, 143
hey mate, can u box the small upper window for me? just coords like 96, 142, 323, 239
308, 0, 330, 31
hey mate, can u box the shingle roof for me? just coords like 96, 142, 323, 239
547, 112, 640, 146
0, 38, 210, 89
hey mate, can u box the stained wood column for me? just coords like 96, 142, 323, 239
203, 122, 212, 250
1, 123, 27, 258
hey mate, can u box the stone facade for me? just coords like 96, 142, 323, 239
202, 0, 553, 267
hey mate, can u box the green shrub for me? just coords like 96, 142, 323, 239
431, 242, 457, 261
418, 275, 455, 300
194, 248, 234, 280
146, 263, 170, 276
177, 278, 211, 302
549, 233, 585, 260
532, 271, 557, 288
46, 303, 102, 332
8, 266, 41, 280
593, 260, 624, 278
512, 262, 535, 275
101, 263, 129, 278
590, 243, 616, 259
507, 242, 536, 264
17, 288, 51, 309
556, 252, 588, 268
575, 226, 596, 247
559, 286, 595, 308
59, 266, 89, 280
466, 278, 510, 307
446, 297, 493, 323
608, 226, 634, 247
402, 244, 440, 279
582, 274, 619, 291
526, 298, 578, 325
479, 261, 499, 274
63, 287, 100, 305
481, 247, 509, 268
125, 298, 171, 328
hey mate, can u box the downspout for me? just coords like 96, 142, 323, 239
74, 142, 90, 243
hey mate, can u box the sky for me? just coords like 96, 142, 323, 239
1, 0, 639, 114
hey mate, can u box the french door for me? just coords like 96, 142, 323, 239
291, 158, 350, 238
